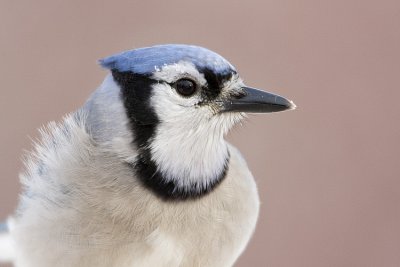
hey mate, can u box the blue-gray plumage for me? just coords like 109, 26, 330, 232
0, 222, 7, 233
99, 44, 235, 75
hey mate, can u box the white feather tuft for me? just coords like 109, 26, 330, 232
0, 225, 15, 263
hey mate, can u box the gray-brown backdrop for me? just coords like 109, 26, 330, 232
1, 1, 399, 266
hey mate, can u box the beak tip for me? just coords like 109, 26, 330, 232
288, 100, 297, 110
275, 95, 296, 112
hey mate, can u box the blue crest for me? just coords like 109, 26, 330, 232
99, 44, 235, 75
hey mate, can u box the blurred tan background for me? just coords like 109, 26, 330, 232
1, 0, 399, 266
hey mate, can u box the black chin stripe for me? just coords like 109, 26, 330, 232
111, 70, 229, 201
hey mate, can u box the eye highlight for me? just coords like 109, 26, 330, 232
173, 78, 198, 97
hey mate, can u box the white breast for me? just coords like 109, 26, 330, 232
10, 115, 259, 267
107, 144, 260, 267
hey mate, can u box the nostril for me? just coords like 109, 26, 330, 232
231, 90, 247, 99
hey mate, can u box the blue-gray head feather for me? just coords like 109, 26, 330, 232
0, 221, 8, 233
99, 44, 235, 75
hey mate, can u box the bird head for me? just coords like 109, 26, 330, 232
85, 44, 295, 200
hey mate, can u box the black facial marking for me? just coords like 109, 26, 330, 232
112, 70, 229, 201
112, 70, 158, 149
199, 67, 235, 100
111, 70, 158, 125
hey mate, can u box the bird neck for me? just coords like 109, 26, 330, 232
136, 119, 230, 200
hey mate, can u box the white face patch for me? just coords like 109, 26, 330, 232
148, 62, 245, 191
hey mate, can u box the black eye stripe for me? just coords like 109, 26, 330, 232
167, 68, 236, 100
199, 68, 236, 100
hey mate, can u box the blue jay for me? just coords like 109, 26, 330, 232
0, 44, 295, 267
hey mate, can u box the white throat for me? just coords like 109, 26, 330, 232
149, 112, 231, 191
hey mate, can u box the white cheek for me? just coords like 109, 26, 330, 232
148, 85, 233, 189
150, 83, 202, 116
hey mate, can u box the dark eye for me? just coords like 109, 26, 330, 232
174, 78, 197, 97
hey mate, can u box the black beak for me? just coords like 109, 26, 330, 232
221, 86, 296, 113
